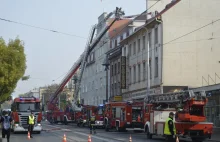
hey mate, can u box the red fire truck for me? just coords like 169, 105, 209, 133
10, 97, 42, 133
103, 101, 133, 132
144, 90, 213, 142
103, 101, 146, 132
76, 105, 97, 127
46, 103, 77, 125
94, 104, 105, 128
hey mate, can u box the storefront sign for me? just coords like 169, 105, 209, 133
121, 56, 126, 89
114, 96, 123, 101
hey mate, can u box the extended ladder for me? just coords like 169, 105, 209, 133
145, 90, 206, 104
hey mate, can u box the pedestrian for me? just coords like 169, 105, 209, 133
27, 111, 35, 138
164, 112, 176, 142
90, 113, 96, 134
0, 110, 13, 142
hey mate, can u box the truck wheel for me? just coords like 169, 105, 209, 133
146, 126, 152, 139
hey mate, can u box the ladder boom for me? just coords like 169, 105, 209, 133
146, 90, 206, 104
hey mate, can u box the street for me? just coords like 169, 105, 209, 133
6, 122, 217, 142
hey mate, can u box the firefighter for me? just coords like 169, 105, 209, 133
0, 110, 12, 142
137, 115, 141, 122
90, 113, 96, 134
164, 112, 176, 142
27, 111, 35, 138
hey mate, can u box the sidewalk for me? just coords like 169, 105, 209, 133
208, 128, 220, 141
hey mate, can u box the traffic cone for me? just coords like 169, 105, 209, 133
176, 136, 179, 142
27, 131, 30, 139
63, 134, 67, 142
129, 135, 132, 142
88, 135, 92, 142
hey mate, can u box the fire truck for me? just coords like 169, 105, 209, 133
76, 105, 97, 127
46, 7, 125, 124
10, 97, 42, 133
46, 105, 76, 125
103, 101, 146, 132
104, 101, 133, 132
95, 104, 105, 128
144, 90, 213, 142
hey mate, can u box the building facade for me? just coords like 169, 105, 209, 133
80, 13, 111, 106
106, 16, 146, 101
121, 0, 220, 101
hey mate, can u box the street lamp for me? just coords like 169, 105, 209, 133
102, 56, 110, 103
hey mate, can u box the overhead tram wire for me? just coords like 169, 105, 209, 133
0, 18, 86, 39
0, 1, 160, 42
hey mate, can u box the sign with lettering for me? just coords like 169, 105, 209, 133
121, 56, 126, 89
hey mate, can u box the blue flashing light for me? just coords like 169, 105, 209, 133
99, 104, 104, 107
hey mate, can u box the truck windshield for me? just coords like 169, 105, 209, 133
97, 106, 104, 115
17, 102, 40, 112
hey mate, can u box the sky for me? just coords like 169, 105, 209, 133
0, 0, 146, 98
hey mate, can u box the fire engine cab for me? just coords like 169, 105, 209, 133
144, 90, 213, 142
11, 97, 42, 133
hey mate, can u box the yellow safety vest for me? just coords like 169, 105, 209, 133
90, 116, 95, 122
164, 117, 176, 135
29, 116, 35, 125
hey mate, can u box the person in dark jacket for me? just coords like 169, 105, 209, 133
0, 111, 13, 142
164, 112, 176, 142
27, 112, 35, 138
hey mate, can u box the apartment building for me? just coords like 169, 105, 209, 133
106, 15, 146, 101
121, 0, 220, 101
80, 13, 115, 105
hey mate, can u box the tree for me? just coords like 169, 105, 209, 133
0, 37, 26, 102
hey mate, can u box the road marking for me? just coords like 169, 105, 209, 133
74, 131, 125, 142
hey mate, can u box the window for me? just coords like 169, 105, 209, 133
110, 40, 112, 48
111, 65, 114, 76
126, 31, 129, 37
149, 60, 152, 79
143, 62, 146, 80
129, 68, 132, 84
115, 39, 117, 48
143, 36, 146, 49
100, 78, 103, 87
148, 33, 151, 49
155, 27, 158, 44
138, 64, 141, 82
91, 52, 94, 61
133, 42, 136, 55
155, 57, 158, 77
138, 39, 140, 52
118, 62, 120, 74
129, 44, 131, 56
133, 66, 136, 83
124, 47, 126, 56
115, 64, 117, 75
120, 35, 123, 41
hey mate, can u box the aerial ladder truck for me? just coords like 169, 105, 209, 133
46, 7, 125, 125
142, 90, 213, 142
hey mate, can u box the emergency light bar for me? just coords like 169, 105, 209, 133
19, 96, 36, 101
